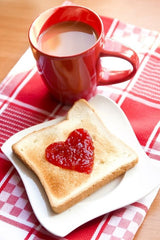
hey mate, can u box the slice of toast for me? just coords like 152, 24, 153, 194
12, 99, 138, 213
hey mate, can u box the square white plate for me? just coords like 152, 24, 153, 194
2, 95, 160, 237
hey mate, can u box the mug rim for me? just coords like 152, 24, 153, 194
28, 5, 104, 59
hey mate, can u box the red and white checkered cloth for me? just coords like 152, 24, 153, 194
0, 11, 160, 240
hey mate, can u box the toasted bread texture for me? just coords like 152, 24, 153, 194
12, 99, 138, 213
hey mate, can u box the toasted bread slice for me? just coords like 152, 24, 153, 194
12, 99, 138, 213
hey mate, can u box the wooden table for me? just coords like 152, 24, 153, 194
0, 0, 160, 239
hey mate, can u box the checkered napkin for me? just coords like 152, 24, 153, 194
1, 12, 160, 240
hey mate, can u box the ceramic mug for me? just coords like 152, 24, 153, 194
29, 5, 139, 104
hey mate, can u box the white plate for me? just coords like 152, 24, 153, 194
2, 95, 160, 237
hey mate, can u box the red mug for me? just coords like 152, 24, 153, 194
29, 5, 139, 104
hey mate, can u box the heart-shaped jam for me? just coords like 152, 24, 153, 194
45, 128, 94, 174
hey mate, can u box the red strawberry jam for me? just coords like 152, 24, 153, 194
45, 128, 94, 174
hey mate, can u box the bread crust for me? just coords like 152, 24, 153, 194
12, 99, 138, 213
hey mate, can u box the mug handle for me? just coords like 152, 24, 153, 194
97, 38, 139, 85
